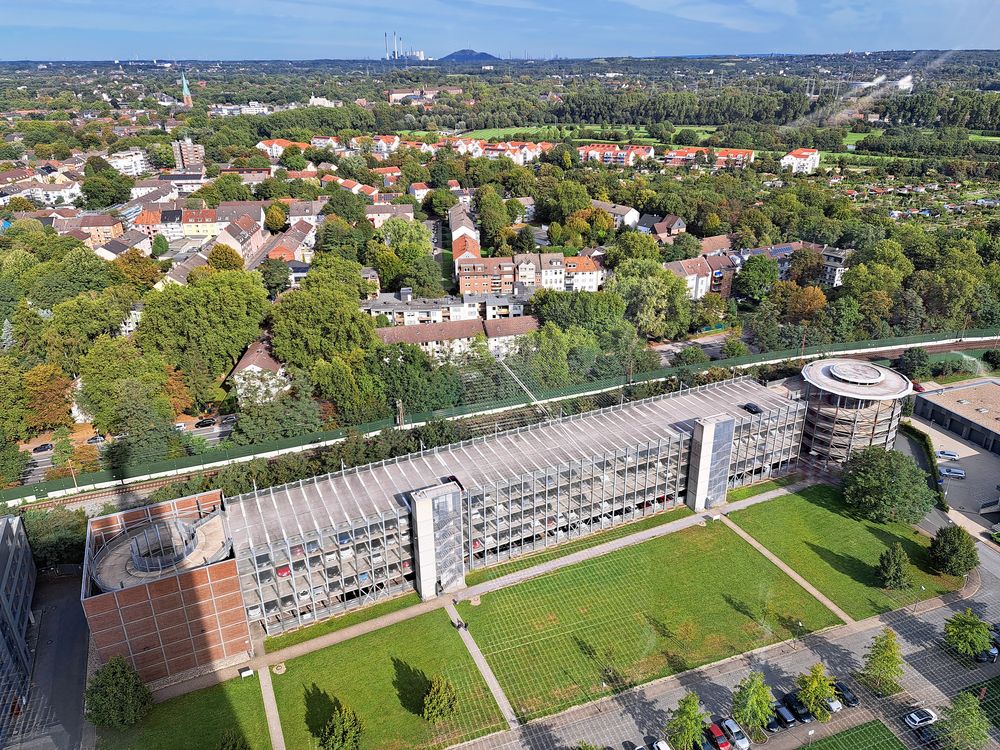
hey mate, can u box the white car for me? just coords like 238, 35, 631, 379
722, 718, 751, 750
649, 741, 672, 750
936, 450, 960, 461
904, 708, 938, 728
825, 695, 844, 714
940, 466, 967, 479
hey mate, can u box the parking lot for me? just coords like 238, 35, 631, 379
907, 415, 1000, 527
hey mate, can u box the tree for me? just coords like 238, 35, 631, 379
423, 188, 458, 219
318, 703, 363, 750
81, 170, 133, 209
542, 181, 590, 224
930, 526, 980, 576
476, 187, 510, 250
207, 244, 245, 271
264, 202, 288, 233
944, 609, 992, 657
0, 442, 29, 487
21, 507, 88, 567
672, 346, 710, 367
279, 145, 308, 171
721, 336, 750, 359
260, 258, 291, 299
84, 655, 152, 729
606, 259, 691, 340
23, 363, 72, 433
842, 447, 936, 523
113, 248, 162, 289
731, 671, 774, 741
512, 225, 535, 255
79, 336, 171, 434
859, 627, 904, 695
606, 231, 661, 268
422, 674, 458, 722
795, 663, 836, 722
665, 692, 707, 750
938, 692, 991, 750
152, 234, 169, 257
896, 347, 931, 380
217, 729, 251, 750
229, 381, 323, 445
878, 542, 914, 589
733, 255, 779, 302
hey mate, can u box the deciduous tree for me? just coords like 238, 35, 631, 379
930, 526, 980, 576
795, 663, 836, 722
84, 655, 152, 729
732, 671, 774, 741
842, 447, 935, 523
938, 692, 990, 750
665, 692, 707, 750
859, 627, 904, 695
944, 609, 991, 657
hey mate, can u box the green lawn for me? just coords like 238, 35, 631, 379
98, 676, 271, 750
271, 610, 505, 750
842, 129, 883, 146
456, 521, 841, 721
264, 592, 421, 653
726, 475, 801, 503
803, 720, 906, 749
966, 676, 1000, 728
730, 485, 962, 620
464, 505, 693, 586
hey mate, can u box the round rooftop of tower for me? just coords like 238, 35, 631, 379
801, 358, 912, 400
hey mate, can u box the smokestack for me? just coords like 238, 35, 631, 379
393, 32, 398, 60
385, 32, 389, 61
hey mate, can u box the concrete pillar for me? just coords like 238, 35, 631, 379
410, 481, 464, 601
686, 416, 735, 512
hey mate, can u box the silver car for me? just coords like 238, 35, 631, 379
721, 718, 750, 750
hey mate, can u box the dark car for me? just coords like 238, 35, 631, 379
744, 402, 763, 415
194, 418, 215, 429
289, 544, 305, 558
834, 681, 859, 708
221, 414, 238, 424
767, 702, 797, 732
914, 725, 943, 750
32, 443, 53, 454
86, 435, 105, 445
782, 692, 814, 723
975, 645, 999, 663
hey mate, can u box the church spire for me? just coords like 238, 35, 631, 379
181, 71, 193, 108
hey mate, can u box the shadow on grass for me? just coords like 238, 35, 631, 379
866, 526, 938, 575
391, 657, 431, 716
303, 683, 338, 738
804, 540, 878, 587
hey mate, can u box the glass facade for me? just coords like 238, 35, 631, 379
729, 402, 806, 486
0, 517, 35, 743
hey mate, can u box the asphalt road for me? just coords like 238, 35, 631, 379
19, 421, 236, 485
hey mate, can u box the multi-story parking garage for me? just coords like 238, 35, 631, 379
83, 365, 878, 682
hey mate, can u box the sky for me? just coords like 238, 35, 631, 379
4, 0, 999, 61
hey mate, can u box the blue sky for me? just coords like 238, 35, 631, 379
5, 0, 999, 60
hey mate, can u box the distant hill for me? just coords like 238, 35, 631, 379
439, 49, 498, 62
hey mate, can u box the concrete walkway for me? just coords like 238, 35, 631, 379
445, 603, 520, 730
154, 478, 822, 703
718, 514, 856, 624
257, 666, 286, 750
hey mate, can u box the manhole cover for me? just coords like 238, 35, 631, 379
470, 596, 481, 606
272, 663, 286, 675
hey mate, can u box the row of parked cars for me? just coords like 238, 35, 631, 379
935, 449, 967, 479
638, 681, 860, 750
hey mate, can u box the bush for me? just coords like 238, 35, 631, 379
930, 525, 979, 575
878, 542, 913, 589
20, 507, 88, 568
84, 655, 152, 730
422, 674, 458, 722
896, 422, 947, 510
217, 730, 251, 750
983, 349, 1000, 370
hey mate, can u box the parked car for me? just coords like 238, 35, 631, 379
904, 708, 938, 729
194, 418, 215, 429
911, 381, 926, 392
173, 422, 186, 430
275, 565, 291, 578
935, 450, 960, 461
834, 681, 859, 708
782, 692, 814, 723
86, 435, 105, 445
32, 443, 53, 454
703, 723, 730, 750
825, 695, 844, 714
254, 553, 271, 569
940, 466, 967, 479
721, 718, 750, 750
648, 741, 672, 750
221, 414, 238, 424
767, 702, 797, 732
744, 402, 763, 415
975, 644, 999, 663
914, 724, 943, 749
289, 544, 305, 557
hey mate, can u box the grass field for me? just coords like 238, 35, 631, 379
456, 521, 841, 721
842, 129, 883, 146
264, 592, 421, 653
726, 475, 801, 503
271, 609, 505, 750
803, 720, 906, 749
966, 676, 1000, 728
98, 676, 272, 750
730, 485, 962, 621
464, 505, 693, 586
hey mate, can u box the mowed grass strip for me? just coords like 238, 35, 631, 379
803, 720, 906, 749
271, 609, 505, 750
464, 505, 693, 586
98, 676, 272, 750
456, 521, 840, 721
726, 475, 800, 503
729, 485, 962, 621
264, 592, 421, 653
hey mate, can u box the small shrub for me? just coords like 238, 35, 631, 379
422, 674, 458, 722
84, 655, 152, 730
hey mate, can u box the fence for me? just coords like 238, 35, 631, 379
3, 327, 997, 505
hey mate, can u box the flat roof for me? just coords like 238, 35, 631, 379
224, 377, 798, 553
801, 358, 912, 400
918, 379, 1000, 432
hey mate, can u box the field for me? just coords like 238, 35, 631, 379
967, 676, 1000, 728
842, 129, 883, 146
729, 485, 962, 621
464, 505, 693, 586
803, 720, 906, 749
271, 610, 505, 750
97, 676, 271, 750
455, 521, 841, 721
264, 591, 421, 653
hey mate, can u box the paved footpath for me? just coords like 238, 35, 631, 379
256, 666, 286, 750
718, 514, 855, 624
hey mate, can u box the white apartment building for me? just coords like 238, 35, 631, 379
780, 148, 821, 174
108, 148, 153, 178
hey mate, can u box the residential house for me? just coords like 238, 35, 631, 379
652, 215, 687, 243
456, 257, 516, 296
230, 340, 289, 405
515, 197, 535, 221
577, 144, 656, 167
637, 214, 662, 234
484, 316, 540, 358
408, 182, 431, 202
819, 245, 853, 287
564, 256, 604, 292
181, 208, 220, 238
107, 148, 152, 177
513, 253, 565, 290
93, 229, 152, 261
262, 220, 315, 264
591, 199, 640, 229
255, 139, 310, 159
287, 200, 327, 227
365, 203, 414, 229
664, 257, 713, 299
214, 215, 264, 262
705, 254, 738, 298
55, 214, 123, 245
780, 148, 821, 174
171, 138, 205, 169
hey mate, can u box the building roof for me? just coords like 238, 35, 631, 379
786, 148, 819, 159
700, 234, 734, 254
483, 315, 540, 338
917, 380, 1000, 433
376, 319, 485, 346
223, 377, 798, 552
591, 199, 636, 217
232, 340, 283, 375
801, 359, 912, 400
